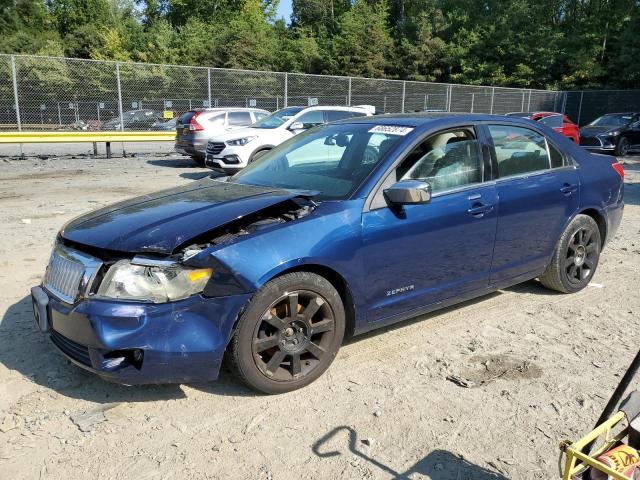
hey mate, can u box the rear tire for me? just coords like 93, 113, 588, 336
228, 272, 345, 394
539, 214, 601, 293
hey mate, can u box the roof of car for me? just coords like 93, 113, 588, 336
507, 111, 561, 117
291, 105, 371, 112
601, 112, 639, 116
191, 107, 269, 113
334, 112, 521, 127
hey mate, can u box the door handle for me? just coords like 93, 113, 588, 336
560, 183, 578, 195
467, 203, 494, 217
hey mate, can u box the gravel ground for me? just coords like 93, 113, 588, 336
0, 153, 639, 480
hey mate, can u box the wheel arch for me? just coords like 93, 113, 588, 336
578, 207, 607, 246
261, 263, 357, 339
249, 145, 274, 162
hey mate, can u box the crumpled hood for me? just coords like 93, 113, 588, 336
579, 125, 618, 137
61, 178, 308, 255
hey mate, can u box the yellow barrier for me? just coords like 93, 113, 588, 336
0, 131, 176, 143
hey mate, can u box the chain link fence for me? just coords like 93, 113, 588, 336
0, 54, 571, 132
4, 54, 639, 132
563, 90, 640, 126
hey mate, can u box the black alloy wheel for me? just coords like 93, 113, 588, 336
616, 136, 631, 157
252, 291, 335, 381
564, 227, 598, 286
228, 271, 345, 394
539, 214, 601, 293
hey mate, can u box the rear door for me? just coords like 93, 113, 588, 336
484, 123, 580, 285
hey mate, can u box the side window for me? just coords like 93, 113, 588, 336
326, 110, 352, 122
549, 142, 566, 168
397, 129, 483, 194
228, 111, 253, 126
207, 113, 225, 125
538, 114, 563, 129
295, 110, 325, 128
488, 125, 550, 177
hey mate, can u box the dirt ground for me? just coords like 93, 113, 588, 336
0, 152, 639, 480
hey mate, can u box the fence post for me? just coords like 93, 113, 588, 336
207, 68, 212, 108
561, 92, 568, 115
470, 93, 475, 113
521, 91, 526, 111
401, 81, 406, 113
10, 55, 21, 132
284, 73, 288, 108
347, 77, 352, 106
490, 87, 495, 114
115, 63, 124, 133
577, 91, 584, 126
527, 89, 532, 111
447, 85, 453, 112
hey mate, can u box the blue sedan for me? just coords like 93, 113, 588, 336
31, 114, 624, 393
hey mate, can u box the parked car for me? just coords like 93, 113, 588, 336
204, 105, 371, 173
102, 109, 163, 130
31, 113, 624, 393
579, 112, 640, 156
175, 108, 269, 166
151, 118, 177, 130
507, 111, 580, 143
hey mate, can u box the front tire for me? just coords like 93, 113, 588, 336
616, 136, 631, 157
249, 149, 270, 163
228, 272, 345, 394
539, 214, 601, 293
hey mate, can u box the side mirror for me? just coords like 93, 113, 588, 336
289, 121, 305, 132
383, 180, 432, 206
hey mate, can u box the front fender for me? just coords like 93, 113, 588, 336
202, 200, 367, 315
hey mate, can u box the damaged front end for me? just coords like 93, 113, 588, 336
33, 191, 318, 385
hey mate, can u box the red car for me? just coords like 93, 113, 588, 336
507, 111, 580, 143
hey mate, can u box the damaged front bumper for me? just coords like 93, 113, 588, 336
31, 286, 251, 385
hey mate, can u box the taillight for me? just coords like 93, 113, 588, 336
189, 113, 204, 132
612, 162, 624, 180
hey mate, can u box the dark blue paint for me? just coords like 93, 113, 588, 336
34, 114, 624, 384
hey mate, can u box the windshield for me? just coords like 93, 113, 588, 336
588, 114, 633, 128
231, 123, 408, 200
251, 107, 304, 129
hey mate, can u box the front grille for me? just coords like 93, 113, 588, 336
44, 250, 85, 303
50, 330, 92, 367
580, 136, 601, 147
206, 142, 226, 155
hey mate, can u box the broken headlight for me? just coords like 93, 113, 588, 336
96, 260, 212, 303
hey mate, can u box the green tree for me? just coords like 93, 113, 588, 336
331, 0, 393, 77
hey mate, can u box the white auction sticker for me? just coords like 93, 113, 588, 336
368, 125, 414, 136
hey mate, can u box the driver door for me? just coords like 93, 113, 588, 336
361, 127, 498, 324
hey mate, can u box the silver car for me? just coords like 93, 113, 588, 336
175, 108, 269, 165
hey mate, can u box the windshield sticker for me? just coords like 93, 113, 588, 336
368, 125, 414, 136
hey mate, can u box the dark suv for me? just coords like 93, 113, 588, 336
579, 112, 640, 156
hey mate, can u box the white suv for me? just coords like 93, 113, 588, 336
175, 108, 269, 166
204, 106, 371, 173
